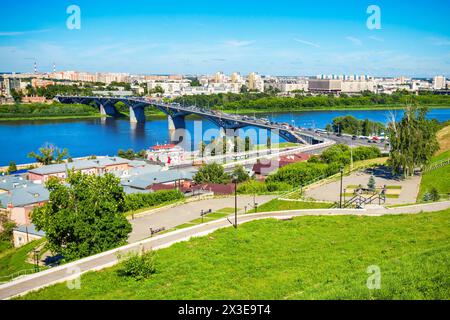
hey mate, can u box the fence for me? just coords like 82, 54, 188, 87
0, 269, 37, 284
423, 158, 450, 173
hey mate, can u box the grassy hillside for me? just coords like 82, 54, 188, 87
248, 199, 332, 213
418, 150, 450, 201
0, 240, 43, 278
437, 124, 450, 155
20, 209, 449, 300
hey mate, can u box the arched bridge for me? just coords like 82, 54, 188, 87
56, 95, 324, 145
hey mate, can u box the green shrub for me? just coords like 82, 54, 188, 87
118, 250, 156, 280
124, 190, 184, 212
193, 163, 231, 184
320, 144, 381, 166
430, 188, 440, 202
237, 180, 268, 194
266, 162, 329, 187
266, 182, 292, 192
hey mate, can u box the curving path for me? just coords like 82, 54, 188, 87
0, 201, 449, 300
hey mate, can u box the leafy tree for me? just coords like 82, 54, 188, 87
193, 163, 231, 184
199, 141, 206, 158
232, 165, 250, 183
118, 148, 136, 160
245, 136, 252, 152
10, 89, 23, 103
222, 136, 228, 154
240, 85, 249, 93
28, 144, 69, 165
32, 172, 132, 261
0, 214, 16, 245
7, 161, 17, 174
429, 187, 440, 202
422, 192, 432, 202
388, 107, 440, 177
137, 149, 147, 159
367, 175, 376, 191
188, 78, 201, 87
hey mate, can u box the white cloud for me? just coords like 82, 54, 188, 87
222, 40, 255, 47
294, 38, 320, 48
368, 36, 384, 42
345, 36, 362, 46
0, 29, 52, 36
428, 37, 450, 46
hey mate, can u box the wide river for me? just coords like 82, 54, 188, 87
1, 108, 449, 166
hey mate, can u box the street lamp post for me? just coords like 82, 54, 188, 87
339, 167, 344, 208
233, 174, 238, 229
33, 249, 40, 272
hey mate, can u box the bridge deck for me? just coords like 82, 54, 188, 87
56, 95, 325, 145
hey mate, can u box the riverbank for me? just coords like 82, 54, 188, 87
0, 102, 102, 122
221, 104, 450, 115
0, 114, 105, 122
2, 104, 449, 121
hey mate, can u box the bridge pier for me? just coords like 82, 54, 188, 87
129, 106, 146, 123
168, 115, 186, 143
99, 102, 118, 117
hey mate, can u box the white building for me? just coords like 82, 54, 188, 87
247, 72, 264, 92
433, 75, 446, 90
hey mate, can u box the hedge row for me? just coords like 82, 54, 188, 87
124, 189, 184, 212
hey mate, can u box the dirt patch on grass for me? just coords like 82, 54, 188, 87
437, 125, 450, 154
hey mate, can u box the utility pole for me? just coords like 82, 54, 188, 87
339, 167, 344, 208
233, 175, 238, 228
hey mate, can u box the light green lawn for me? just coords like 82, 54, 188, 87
0, 240, 44, 278
20, 209, 450, 300
418, 150, 450, 201
248, 199, 332, 213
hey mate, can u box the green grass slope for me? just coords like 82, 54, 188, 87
20, 209, 449, 300
418, 150, 450, 201
0, 240, 42, 278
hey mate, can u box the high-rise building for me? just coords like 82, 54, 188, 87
433, 75, 446, 90
247, 72, 264, 92
3, 77, 21, 97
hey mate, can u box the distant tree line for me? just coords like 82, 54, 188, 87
175, 91, 450, 111
0, 102, 98, 119
326, 115, 385, 136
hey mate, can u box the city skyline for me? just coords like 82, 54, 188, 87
0, 0, 450, 77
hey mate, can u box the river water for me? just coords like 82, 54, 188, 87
1, 108, 449, 166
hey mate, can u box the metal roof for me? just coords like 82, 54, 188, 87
28, 157, 131, 175
121, 169, 195, 190
0, 174, 35, 191
14, 224, 46, 237
0, 184, 49, 208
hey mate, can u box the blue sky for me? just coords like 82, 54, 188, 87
0, 0, 449, 77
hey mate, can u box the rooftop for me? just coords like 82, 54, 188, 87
14, 224, 45, 237
0, 174, 35, 191
28, 157, 131, 175
0, 184, 49, 208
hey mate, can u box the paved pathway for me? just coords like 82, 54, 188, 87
306, 167, 421, 205
129, 195, 276, 242
1, 201, 448, 300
